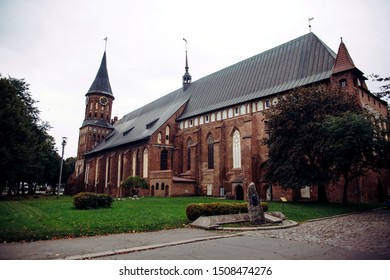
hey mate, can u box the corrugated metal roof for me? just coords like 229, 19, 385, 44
177, 32, 336, 120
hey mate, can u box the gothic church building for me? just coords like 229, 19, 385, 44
69, 32, 388, 202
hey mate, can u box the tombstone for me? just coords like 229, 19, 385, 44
247, 182, 265, 225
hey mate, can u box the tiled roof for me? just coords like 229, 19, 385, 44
178, 32, 336, 120
332, 39, 357, 74
87, 51, 114, 97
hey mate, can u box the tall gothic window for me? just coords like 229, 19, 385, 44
160, 149, 168, 170
187, 139, 192, 171
132, 151, 137, 177
232, 130, 241, 168
136, 150, 140, 176
165, 126, 170, 144
143, 148, 148, 178
208, 134, 214, 169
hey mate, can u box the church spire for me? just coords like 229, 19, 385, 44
182, 38, 192, 90
87, 51, 114, 97
332, 37, 356, 74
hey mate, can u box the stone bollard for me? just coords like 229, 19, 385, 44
247, 182, 265, 225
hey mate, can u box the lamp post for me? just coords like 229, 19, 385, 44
57, 137, 67, 199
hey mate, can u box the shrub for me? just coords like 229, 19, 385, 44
73, 192, 113, 210
261, 202, 269, 212
186, 201, 269, 221
121, 176, 149, 189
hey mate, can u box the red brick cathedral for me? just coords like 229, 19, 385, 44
69, 33, 388, 203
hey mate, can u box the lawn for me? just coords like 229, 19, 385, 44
0, 196, 382, 242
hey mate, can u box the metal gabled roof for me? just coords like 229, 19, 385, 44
86, 89, 189, 155
81, 119, 113, 129
86, 32, 338, 155
177, 32, 336, 120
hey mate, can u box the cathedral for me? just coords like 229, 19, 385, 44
69, 32, 388, 203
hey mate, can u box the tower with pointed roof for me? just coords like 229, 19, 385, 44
182, 39, 191, 90
74, 51, 115, 178
331, 37, 370, 101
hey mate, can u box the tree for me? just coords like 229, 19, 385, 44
263, 86, 363, 203
322, 112, 382, 205
369, 74, 390, 101
121, 176, 148, 196
0, 75, 60, 195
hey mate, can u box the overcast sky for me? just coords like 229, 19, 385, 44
1, 0, 389, 158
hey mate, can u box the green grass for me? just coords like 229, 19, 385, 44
0, 196, 383, 242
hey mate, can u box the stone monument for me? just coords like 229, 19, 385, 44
247, 182, 265, 225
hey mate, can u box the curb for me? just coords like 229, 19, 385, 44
65, 233, 243, 260
215, 220, 299, 231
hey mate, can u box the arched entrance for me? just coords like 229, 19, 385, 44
235, 185, 244, 200
151, 185, 155, 197
165, 185, 169, 197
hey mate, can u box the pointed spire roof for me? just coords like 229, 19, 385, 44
87, 51, 114, 97
182, 39, 191, 90
332, 38, 358, 74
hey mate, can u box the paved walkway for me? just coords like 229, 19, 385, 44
0, 209, 389, 260
244, 208, 390, 257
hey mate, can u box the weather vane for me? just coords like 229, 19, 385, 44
308, 17, 314, 32
183, 38, 188, 52
104, 36, 108, 51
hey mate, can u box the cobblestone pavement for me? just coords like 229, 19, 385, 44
243, 209, 390, 258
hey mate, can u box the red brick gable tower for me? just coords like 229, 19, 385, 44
330, 37, 370, 99
74, 51, 115, 178
329, 37, 389, 203
330, 37, 387, 115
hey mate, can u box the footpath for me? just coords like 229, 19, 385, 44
1, 208, 389, 260
0, 227, 239, 260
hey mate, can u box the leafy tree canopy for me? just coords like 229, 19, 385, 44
121, 176, 149, 189
263, 85, 385, 204
369, 74, 390, 101
0, 75, 61, 195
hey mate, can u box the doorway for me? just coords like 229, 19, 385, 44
235, 185, 244, 200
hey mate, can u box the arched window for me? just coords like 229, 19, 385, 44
157, 132, 162, 144
160, 149, 168, 170
187, 139, 192, 171
136, 150, 140, 176
132, 151, 137, 176
232, 130, 241, 168
143, 148, 148, 178
208, 134, 214, 169
228, 108, 233, 118
165, 126, 170, 144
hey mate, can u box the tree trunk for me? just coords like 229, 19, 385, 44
342, 175, 349, 206
317, 184, 328, 203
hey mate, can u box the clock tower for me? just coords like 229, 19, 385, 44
75, 51, 115, 177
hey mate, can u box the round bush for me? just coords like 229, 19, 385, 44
186, 201, 269, 221
73, 192, 113, 210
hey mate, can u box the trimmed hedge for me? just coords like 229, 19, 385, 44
73, 192, 113, 210
186, 201, 268, 221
